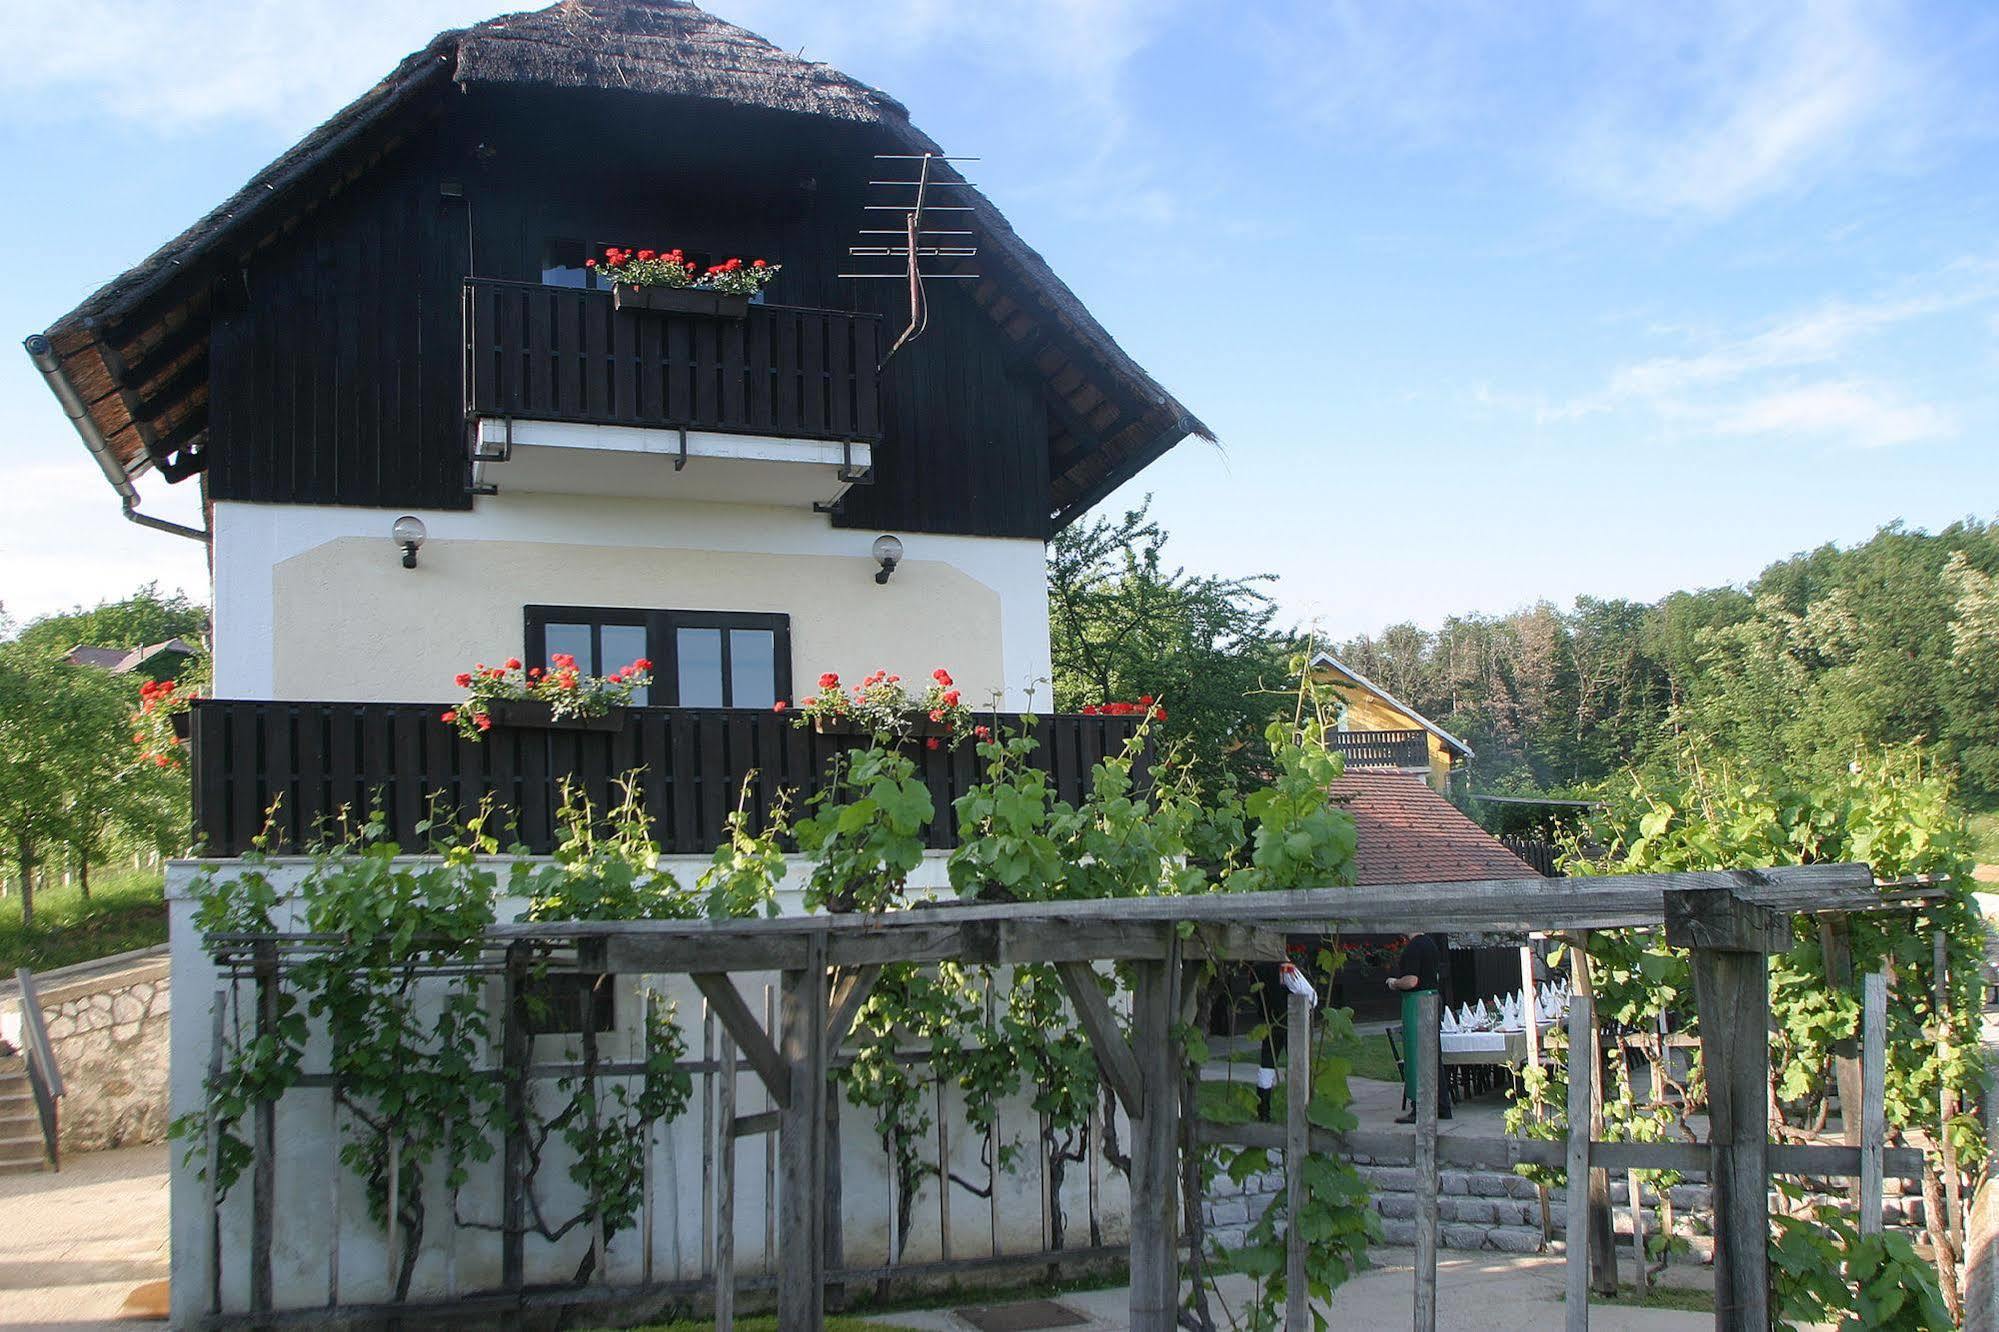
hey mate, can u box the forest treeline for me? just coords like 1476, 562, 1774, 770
1329, 518, 1999, 805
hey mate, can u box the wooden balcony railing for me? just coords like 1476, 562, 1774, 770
190, 700, 1141, 858
462, 278, 883, 442
1330, 728, 1431, 770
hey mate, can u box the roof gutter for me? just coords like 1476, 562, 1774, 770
23, 332, 209, 545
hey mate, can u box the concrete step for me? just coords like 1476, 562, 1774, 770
0, 1133, 49, 1172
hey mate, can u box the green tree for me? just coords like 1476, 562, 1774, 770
1048, 497, 1292, 785
1942, 552, 1999, 795
0, 648, 137, 922
11, 582, 208, 664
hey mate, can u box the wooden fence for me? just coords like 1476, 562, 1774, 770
1328, 728, 1429, 770
188, 700, 1140, 857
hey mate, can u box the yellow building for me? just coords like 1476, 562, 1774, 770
1309, 652, 1473, 793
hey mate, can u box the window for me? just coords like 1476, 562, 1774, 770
524, 606, 791, 709
539, 237, 602, 290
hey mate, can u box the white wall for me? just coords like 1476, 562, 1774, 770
165, 855, 1130, 1324
211, 494, 1052, 710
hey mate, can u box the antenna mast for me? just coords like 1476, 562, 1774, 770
842, 152, 980, 366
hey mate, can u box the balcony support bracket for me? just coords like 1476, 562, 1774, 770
674, 427, 688, 472
836, 439, 874, 485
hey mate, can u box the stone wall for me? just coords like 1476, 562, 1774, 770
19, 949, 172, 1153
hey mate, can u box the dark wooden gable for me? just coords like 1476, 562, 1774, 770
203, 86, 1057, 536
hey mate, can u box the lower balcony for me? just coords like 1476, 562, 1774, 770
189, 700, 1143, 857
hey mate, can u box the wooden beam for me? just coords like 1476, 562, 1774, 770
251, 941, 278, 1317
497, 864, 1879, 962
1414, 990, 1440, 1332
715, 1030, 737, 1332
1285, 984, 1313, 1332
117, 315, 209, 391
826, 964, 883, 1052
131, 355, 207, 423
1861, 970, 1887, 1236
1566, 992, 1593, 1332
501, 948, 528, 1294
1818, 912, 1868, 1207
775, 934, 829, 1331
1670, 887, 1778, 1332
1126, 945, 1182, 1327
1055, 960, 1145, 1120
1570, 936, 1619, 1297
732, 1109, 780, 1139
691, 973, 790, 1108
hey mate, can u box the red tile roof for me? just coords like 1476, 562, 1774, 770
1333, 770, 1543, 885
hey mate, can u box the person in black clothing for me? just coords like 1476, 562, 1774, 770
1386, 932, 1453, 1123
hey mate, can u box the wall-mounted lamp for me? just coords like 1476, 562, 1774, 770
872, 533, 903, 584
393, 515, 427, 569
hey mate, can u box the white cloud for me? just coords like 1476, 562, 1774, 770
1558, 1, 1921, 217
1535, 259, 1999, 430
1511, 258, 1995, 452
0, 0, 1175, 137
1253, 0, 1967, 220
0, 458, 208, 624
0, 2, 499, 134
1710, 380, 1956, 448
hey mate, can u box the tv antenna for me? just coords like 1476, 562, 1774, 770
842, 152, 980, 365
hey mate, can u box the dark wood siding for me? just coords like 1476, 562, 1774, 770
208, 105, 469, 510
203, 87, 1057, 536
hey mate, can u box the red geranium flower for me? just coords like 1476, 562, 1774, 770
455, 672, 473, 688
925, 737, 941, 750
773, 700, 788, 713
441, 709, 458, 723
476, 713, 493, 732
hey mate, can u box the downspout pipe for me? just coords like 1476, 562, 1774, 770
24, 332, 209, 545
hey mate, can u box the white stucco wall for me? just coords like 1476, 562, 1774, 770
210, 495, 1052, 710
165, 855, 1130, 1324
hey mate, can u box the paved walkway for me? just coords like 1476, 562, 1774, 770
879, 1249, 1715, 1330
0, 1143, 169, 1329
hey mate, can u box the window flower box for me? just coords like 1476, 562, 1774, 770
591, 247, 778, 320
443, 653, 651, 739
487, 699, 627, 733
809, 713, 958, 739
613, 284, 749, 319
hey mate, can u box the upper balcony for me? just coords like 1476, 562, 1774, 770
1330, 728, 1431, 771
462, 278, 883, 505
188, 699, 1143, 858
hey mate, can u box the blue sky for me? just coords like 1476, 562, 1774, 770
3, 0, 1996, 638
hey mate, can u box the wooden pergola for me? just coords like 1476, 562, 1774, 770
198, 861, 1936, 1329
458, 861, 1909, 1332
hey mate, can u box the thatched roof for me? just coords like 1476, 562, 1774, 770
30, 0, 1209, 527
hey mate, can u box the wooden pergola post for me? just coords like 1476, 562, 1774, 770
1666, 885, 1792, 1332
777, 934, 830, 1331
1567, 933, 1619, 1296
1128, 941, 1182, 1329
